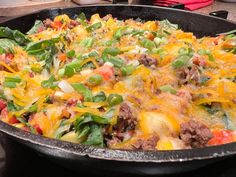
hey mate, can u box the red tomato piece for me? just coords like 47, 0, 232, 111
8, 116, 20, 124
208, 130, 234, 146
34, 124, 43, 135
96, 65, 114, 80
6, 53, 14, 60
1, 107, 19, 124
0, 99, 7, 111
51, 21, 63, 30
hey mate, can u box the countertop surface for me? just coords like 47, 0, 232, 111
0, 1, 236, 22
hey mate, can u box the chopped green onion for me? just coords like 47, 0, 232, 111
5, 76, 21, 83
76, 12, 87, 26
80, 38, 94, 48
107, 94, 123, 106
114, 27, 126, 40
64, 66, 74, 77
103, 48, 121, 56
88, 74, 103, 86
28, 104, 38, 113
105, 39, 118, 46
159, 85, 177, 94
3, 82, 17, 88
109, 57, 124, 68
86, 22, 102, 32
66, 50, 76, 58
198, 49, 215, 61
3, 76, 22, 88
72, 83, 93, 102
121, 64, 136, 76
172, 55, 190, 69
140, 38, 156, 50
41, 75, 57, 89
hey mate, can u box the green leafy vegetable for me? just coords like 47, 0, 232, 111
41, 75, 57, 89
0, 39, 17, 54
74, 113, 109, 147
158, 20, 178, 35
26, 37, 59, 70
0, 27, 31, 45
55, 120, 71, 139
7, 101, 21, 111
222, 113, 236, 130
27, 20, 44, 35
93, 92, 106, 103
82, 124, 104, 146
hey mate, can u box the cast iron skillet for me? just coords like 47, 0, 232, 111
0, 5, 236, 175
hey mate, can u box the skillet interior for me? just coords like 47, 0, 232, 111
0, 4, 236, 175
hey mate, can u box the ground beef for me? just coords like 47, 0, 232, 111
180, 120, 213, 148
102, 14, 112, 21
133, 135, 159, 150
138, 54, 158, 68
43, 18, 53, 28
113, 103, 137, 133
66, 98, 78, 107
106, 103, 137, 147
177, 65, 201, 85
68, 20, 80, 29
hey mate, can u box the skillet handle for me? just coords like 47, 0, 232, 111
209, 10, 228, 19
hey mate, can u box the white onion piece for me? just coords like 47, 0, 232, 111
104, 61, 114, 67
80, 69, 93, 76
58, 80, 74, 93
127, 60, 139, 67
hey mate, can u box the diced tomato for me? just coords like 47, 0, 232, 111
96, 65, 114, 80
34, 124, 43, 135
0, 99, 6, 111
208, 130, 234, 146
1, 107, 19, 124
58, 53, 67, 62
22, 126, 30, 132
8, 116, 19, 124
37, 26, 45, 33
193, 57, 206, 67
6, 53, 14, 60
66, 98, 78, 107
51, 20, 63, 30
213, 35, 224, 45
29, 72, 34, 78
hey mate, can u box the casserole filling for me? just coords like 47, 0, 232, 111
0, 13, 236, 150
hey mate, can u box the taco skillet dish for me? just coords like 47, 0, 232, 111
0, 13, 236, 150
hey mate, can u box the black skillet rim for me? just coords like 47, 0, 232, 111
0, 4, 236, 163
